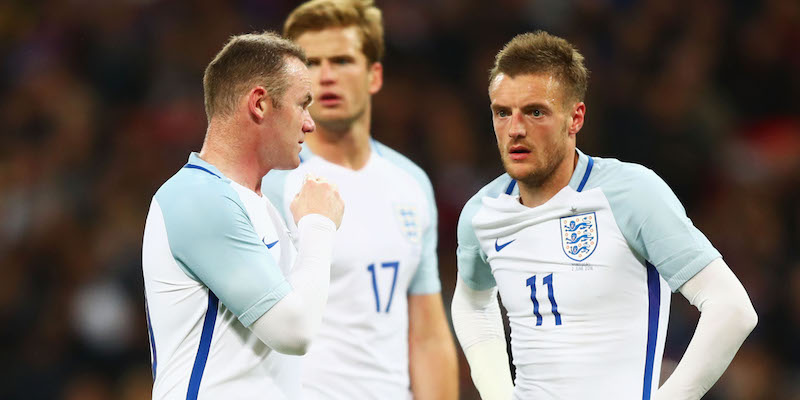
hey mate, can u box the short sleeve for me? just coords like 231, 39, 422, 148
408, 174, 442, 295
457, 193, 496, 291
601, 165, 721, 291
157, 186, 291, 327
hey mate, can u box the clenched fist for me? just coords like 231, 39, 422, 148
290, 174, 344, 228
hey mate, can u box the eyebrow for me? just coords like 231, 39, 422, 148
490, 103, 510, 112
490, 102, 552, 112
521, 103, 551, 112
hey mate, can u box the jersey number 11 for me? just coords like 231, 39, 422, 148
526, 273, 562, 326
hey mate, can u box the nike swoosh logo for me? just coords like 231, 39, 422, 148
263, 238, 279, 249
495, 238, 515, 252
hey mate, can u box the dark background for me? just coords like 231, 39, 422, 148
1, 0, 798, 398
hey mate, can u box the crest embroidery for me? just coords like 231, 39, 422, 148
394, 204, 420, 243
560, 212, 598, 262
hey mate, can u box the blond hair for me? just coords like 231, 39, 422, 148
490, 31, 589, 103
284, 0, 384, 64
202, 31, 306, 120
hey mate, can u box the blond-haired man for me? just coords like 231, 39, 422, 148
143, 32, 343, 399
453, 31, 757, 400
262, 1, 458, 399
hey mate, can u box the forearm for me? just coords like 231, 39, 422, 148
250, 214, 336, 355
409, 328, 459, 399
656, 259, 758, 399
409, 293, 459, 399
451, 277, 513, 400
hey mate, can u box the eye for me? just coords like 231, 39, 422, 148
531, 109, 542, 117
331, 56, 352, 65
306, 59, 320, 67
496, 109, 510, 118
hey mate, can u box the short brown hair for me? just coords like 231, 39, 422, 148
284, 0, 384, 64
490, 31, 589, 103
202, 31, 306, 120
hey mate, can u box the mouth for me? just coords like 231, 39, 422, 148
318, 92, 342, 107
509, 145, 531, 161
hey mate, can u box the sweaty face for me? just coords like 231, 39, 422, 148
268, 57, 315, 170
489, 73, 575, 188
295, 26, 381, 130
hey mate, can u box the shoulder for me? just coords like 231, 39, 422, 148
373, 140, 433, 193
155, 167, 245, 226
583, 155, 689, 235
583, 156, 672, 201
461, 173, 516, 216
458, 173, 516, 239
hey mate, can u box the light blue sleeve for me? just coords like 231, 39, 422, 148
593, 160, 721, 292
456, 174, 516, 291
407, 170, 441, 295
375, 142, 441, 295
156, 173, 291, 327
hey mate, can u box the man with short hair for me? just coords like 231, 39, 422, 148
262, 1, 458, 399
142, 32, 344, 399
452, 31, 757, 400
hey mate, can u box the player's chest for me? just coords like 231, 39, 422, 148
331, 189, 425, 282
483, 209, 647, 322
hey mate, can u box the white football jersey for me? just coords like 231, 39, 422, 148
457, 150, 721, 400
262, 141, 441, 399
142, 153, 302, 399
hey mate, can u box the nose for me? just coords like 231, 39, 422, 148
508, 111, 525, 138
302, 111, 315, 133
319, 60, 335, 85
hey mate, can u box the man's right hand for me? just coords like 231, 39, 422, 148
290, 174, 344, 228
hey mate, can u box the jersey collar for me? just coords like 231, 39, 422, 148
567, 148, 593, 192
185, 152, 231, 183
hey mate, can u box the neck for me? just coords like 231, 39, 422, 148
199, 119, 265, 195
518, 150, 579, 208
306, 106, 372, 170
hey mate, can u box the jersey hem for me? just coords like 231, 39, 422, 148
238, 280, 292, 327
665, 252, 722, 292
407, 283, 442, 295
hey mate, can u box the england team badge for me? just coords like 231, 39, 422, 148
394, 204, 421, 243
560, 212, 598, 261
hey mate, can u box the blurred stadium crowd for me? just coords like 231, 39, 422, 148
1, 0, 798, 398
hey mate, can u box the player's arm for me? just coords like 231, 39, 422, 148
608, 167, 757, 399
452, 193, 513, 400
451, 276, 513, 400
654, 258, 757, 399
249, 175, 344, 355
407, 182, 458, 399
164, 174, 341, 355
408, 293, 459, 399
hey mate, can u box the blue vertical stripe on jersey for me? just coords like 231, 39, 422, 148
576, 156, 594, 192
642, 262, 660, 399
505, 180, 517, 195
145, 297, 157, 381
184, 164, 221, 179
186, 292, 219, 400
